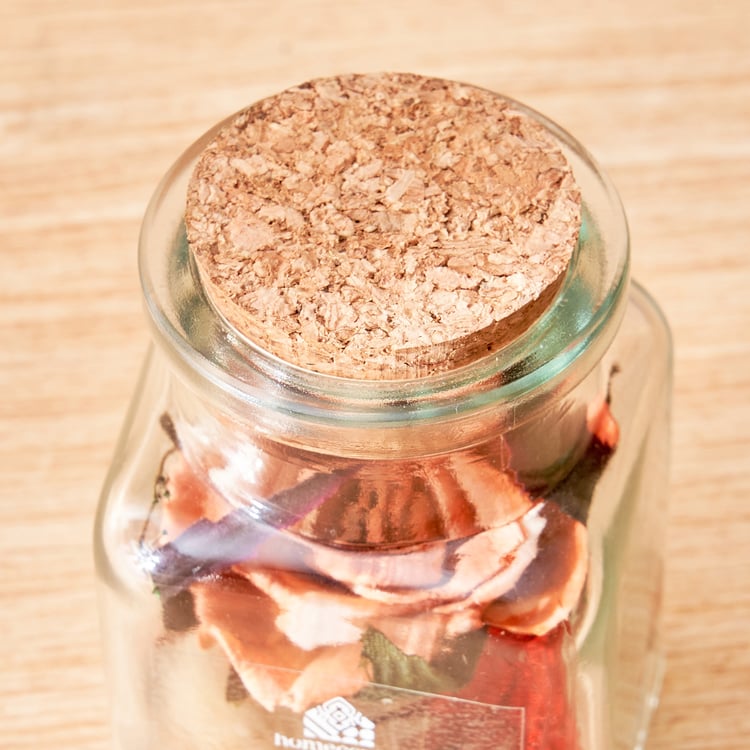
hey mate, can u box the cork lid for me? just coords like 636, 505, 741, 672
185, 73, 581, 380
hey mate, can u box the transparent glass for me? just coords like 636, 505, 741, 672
96, 98, 671, 750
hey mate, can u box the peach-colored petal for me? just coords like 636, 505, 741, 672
161, 451, 233, 539
434, 503, 545, 613
481, 503, 589, 635
281, 642, 371, 713
352, 504, 544, 609
246, 568, 413, 650
587, 398, 619, 449
423, 461, 483, 538
193, 576, 370, 712
447, 453, 534, 529
308, 540, 448, 593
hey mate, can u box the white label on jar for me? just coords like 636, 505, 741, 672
271, 683, 525, 750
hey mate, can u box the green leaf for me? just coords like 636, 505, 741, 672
361, 626, 485, 695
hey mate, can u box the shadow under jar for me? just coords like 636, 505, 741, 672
96, 74, 671, 750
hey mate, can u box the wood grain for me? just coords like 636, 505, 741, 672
1, 1, 748, 748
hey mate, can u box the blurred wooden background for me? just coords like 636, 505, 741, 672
1, 1, 748, 747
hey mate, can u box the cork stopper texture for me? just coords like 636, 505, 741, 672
186, 73, 581, 379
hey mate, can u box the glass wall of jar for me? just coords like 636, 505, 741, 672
96, 100, 671, 750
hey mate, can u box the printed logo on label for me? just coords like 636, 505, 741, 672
304, 697, 376, 748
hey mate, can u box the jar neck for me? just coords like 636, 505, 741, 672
139, 100, 629, 458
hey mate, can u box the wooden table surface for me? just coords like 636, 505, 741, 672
2, 1, 749, 748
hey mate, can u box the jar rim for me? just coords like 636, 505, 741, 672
139, 88, 630, 429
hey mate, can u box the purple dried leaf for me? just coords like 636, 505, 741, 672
146, 468, 351, 597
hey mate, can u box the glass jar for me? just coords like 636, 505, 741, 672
96, 96, 671, 750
